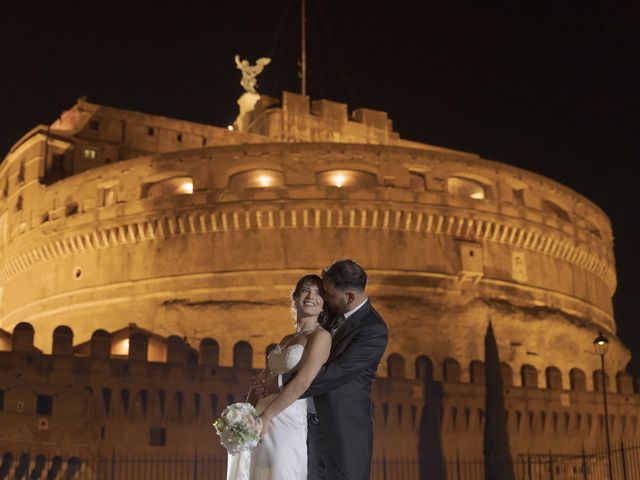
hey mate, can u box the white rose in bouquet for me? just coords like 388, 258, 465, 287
213, 402, 262, 455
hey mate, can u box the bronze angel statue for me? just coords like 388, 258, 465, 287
235, 55, 271, 94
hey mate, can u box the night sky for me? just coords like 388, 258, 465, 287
1, 1, 638, 373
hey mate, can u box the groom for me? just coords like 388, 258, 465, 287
263, 260, 388, 479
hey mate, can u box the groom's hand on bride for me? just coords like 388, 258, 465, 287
251, 372, 280, 397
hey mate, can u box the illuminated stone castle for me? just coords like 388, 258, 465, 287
0, 92, 637, 461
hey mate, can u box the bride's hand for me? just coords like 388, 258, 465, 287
259, 415, 272, 442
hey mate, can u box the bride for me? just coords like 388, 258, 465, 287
226, 274, 332, 480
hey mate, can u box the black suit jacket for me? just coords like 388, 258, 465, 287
288, 300, 388, 479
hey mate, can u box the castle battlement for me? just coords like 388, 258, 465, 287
0, 322, 638, 457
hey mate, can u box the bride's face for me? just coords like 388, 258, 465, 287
294, 282, 324, 318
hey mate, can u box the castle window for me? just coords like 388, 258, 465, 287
569, 368, 586, 391
545, 366, 563, 390
147, 127, 155, 136
415, 355, 433, 382
102, 388, 112, 416
210, 394, 218, 418
193, 393, 201, 420
387, 353, 406, 378
176, 392, 184, 417
233, 341, 253, 368
89, 120, 100, 130
0, 389, 4, 410
149, 427, 166, 446
501, 362, 513, 386
513, 188, 525, 206
447, 177, 486, 199
409, 171, 426, 190
593, 370, 609, 392
121, 389, 130, 416
542, 200, 571, 222
316, 169, 378, 188
139, 390, 148, 417
521, 364, 538, 388
18, 160, 25, 183
158, 391, 166, 417
65, 202, 79, 217
3, 179, 8, 198
469, 360, 485, 384
144, 176, 193, 198
36, 394, 53, 415
52, 154, 66, 173
83, 148, 98, 160
15, 195, 23, 212
99, 186, 117, 207
176, 133, 183, 142
229, 169, 284, 190
41, 212, 50, 224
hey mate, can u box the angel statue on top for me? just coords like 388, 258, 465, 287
235, 55, 271, 94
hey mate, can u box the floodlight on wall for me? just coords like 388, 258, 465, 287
176, 180, 193, 195
228, 169, 284, 190
316, 169, 378, 188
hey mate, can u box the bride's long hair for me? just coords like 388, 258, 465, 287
291, 274, 330, 330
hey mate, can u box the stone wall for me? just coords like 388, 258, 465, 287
0, 323, 637, 458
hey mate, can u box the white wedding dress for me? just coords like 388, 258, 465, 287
226, 344, 308, 480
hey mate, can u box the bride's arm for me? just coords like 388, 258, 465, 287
259, 330, 331, 436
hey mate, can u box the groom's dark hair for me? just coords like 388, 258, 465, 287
322, 259, 367, 292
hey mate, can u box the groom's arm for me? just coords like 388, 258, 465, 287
283, 321, 388, 398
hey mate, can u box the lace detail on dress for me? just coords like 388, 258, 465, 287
267, 344, 304, 375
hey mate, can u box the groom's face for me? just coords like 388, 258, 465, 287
322, 279, 350, 314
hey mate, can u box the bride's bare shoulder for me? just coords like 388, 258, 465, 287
309, 328, 331, 342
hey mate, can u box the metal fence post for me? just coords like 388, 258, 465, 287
527, 453, 532, 480
549, 453, 555, 480
456, 451, 461, 480
111, 450, 116, 480
621, 441, 628, 480
382, 453, 387, 480
193, 451, 198, 480
581, 447, 588, 480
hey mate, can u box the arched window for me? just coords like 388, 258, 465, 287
233, 341, 253, 368
443, 358, 461, 383
228, 169, 284, 190
593, 370, 609, 392
569, 368, 586, 391
316, 169, 378, 188
199, 338, 219, 366
65, 202, 79, 217
409, 172, 426, 190
521, 364, 538, 388
447, 177, 487, 199
469, 360, 485, 384
545, 366, 563, 390
387, 353, 406, 378
143, 176, 193, 198
415, 355, 434, 382
500, 363, 513, 386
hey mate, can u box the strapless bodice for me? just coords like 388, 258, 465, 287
267, 344, 305, 375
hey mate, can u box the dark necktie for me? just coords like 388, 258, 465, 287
331, 314, 346, 337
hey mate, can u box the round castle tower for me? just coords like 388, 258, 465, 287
0, 92, 627, 392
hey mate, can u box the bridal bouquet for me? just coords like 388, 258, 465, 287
213, 402, 263, 454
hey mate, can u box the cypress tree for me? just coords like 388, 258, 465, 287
483, 322, 515, 480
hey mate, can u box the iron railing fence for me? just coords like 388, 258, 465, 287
1, 440, 638, 479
